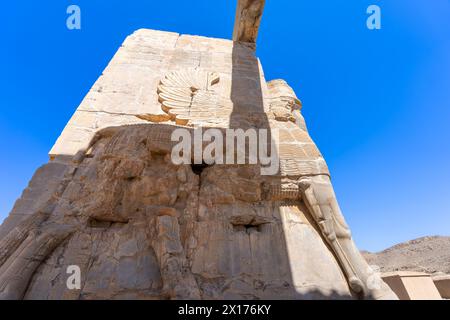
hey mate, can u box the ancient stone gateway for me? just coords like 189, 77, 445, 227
0, 1, 397, 300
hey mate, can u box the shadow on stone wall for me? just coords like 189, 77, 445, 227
0, 42, 355, 300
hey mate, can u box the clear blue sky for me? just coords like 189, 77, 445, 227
0, 1, 449, 252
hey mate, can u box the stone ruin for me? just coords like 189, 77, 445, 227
0, 0, 397, 300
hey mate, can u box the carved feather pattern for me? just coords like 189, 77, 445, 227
156, 69, 222, 125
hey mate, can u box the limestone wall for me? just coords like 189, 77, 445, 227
0, 29, 396, 300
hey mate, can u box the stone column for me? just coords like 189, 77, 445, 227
232, 0, 266, 46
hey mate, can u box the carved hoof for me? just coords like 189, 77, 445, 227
349, 276, 365, 295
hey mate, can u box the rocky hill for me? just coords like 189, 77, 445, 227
362, 236, 450, 275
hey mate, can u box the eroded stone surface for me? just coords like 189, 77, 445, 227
0, 27, 397, 300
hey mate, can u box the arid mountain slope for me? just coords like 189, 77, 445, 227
362, 236, 450, 275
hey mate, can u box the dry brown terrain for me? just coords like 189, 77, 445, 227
362, 236, 450, 275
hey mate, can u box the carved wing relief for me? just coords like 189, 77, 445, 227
139, 68, 228, 126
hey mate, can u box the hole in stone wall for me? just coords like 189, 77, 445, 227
230, 215, 272, 234
233, 224, 262, 234
87, 218, 112, 229
191, 163, 210, 176
87, 217, 129, 229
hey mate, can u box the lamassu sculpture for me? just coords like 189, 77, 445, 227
0, 1, 397, 300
